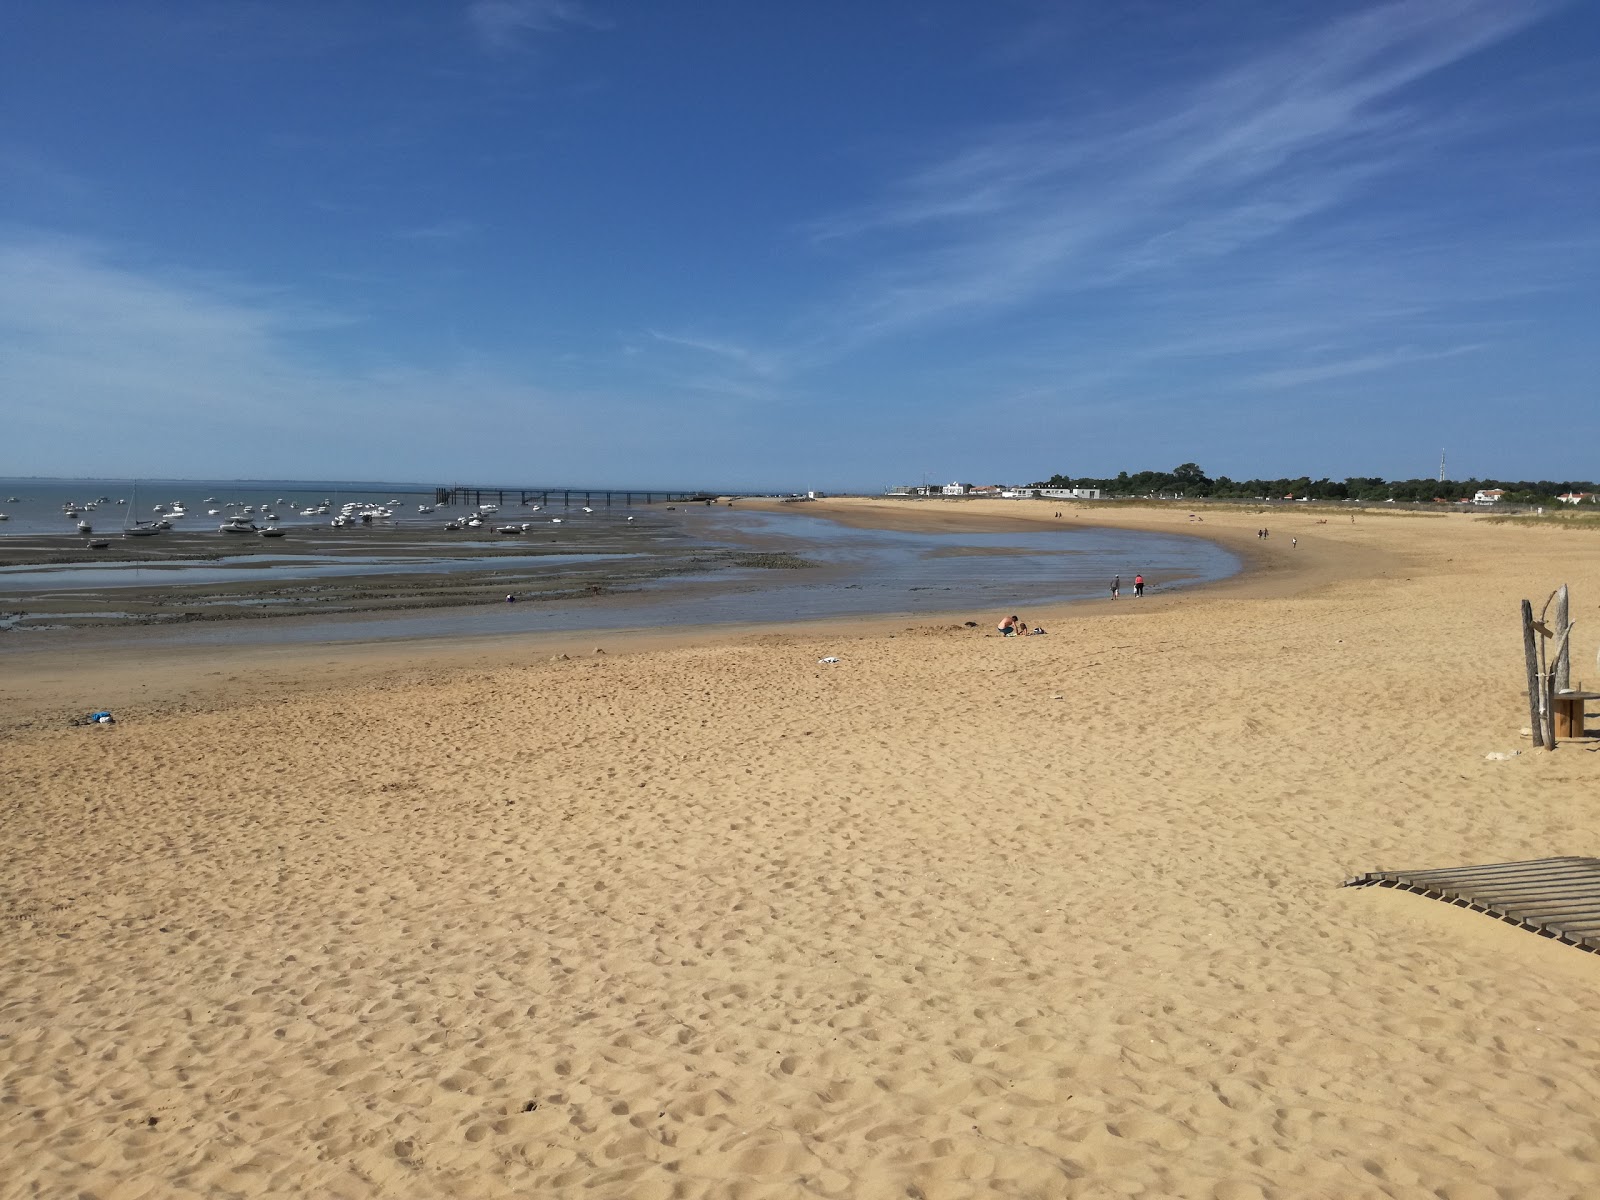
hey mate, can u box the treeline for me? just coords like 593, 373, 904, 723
1029, 464, 1596, 505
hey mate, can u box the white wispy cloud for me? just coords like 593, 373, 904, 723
393, 219, 478, 242
1242, 343, 1486, 389
810, 0, 1561, 342
466, 0, 609, 52
646, 330, 782, 380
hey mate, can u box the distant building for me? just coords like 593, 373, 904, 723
941, 482, 969, 496
1473, 489, 1506, 505
885, 485, 915, 496
1558, 492, 1592, 505
1037, 487, 1102, 501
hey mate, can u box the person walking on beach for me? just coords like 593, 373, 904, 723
1292, 537, 1297, 549
1133, 574, 1145, 597
1111, 574, 1120, 599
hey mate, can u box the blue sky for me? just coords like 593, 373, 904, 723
3, 1, 1597, 490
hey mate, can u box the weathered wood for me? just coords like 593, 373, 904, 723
1346, 858, 1600, 953
1522, 599, 1548, 748
1378, 856, 1581, 883
1554, 694, 1588, 739
1555, 584, 1571, 692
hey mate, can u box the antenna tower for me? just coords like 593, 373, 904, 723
1439, 450, 1446, 483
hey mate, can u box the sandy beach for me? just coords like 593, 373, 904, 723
4, 498, 1600, 1199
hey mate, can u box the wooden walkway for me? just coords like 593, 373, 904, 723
1345, 857, 1600, 952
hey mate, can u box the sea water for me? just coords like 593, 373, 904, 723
0, 501, 1239, 647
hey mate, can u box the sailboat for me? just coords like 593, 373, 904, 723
122, 481, 163, 537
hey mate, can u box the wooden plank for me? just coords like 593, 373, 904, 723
1499, 898, 1600, 919
1467, 880, 1600, 900
1482, 896, 1600, 918
1373, 857, 1582, 881
1402, 863, 1594, 885
1382, 861, 1591, 887
1467, 877, 1600, 898
1345, 857, 1600, 954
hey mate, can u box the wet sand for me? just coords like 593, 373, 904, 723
0, 513, 729, 629
4, 498, 1600, 1199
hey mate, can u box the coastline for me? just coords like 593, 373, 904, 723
0, 497, 1263, 728
6, 496, 1600, 1198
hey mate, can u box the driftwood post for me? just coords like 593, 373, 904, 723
1555, 583, 1571, 693
1522, 599, 1549, 749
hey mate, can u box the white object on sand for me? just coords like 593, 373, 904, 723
818, 656, 840, 664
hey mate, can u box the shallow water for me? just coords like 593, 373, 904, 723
3, 507, 1239, 648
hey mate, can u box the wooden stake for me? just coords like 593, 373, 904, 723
1555, 583, 1571, 693
1523, 599, 1549, 749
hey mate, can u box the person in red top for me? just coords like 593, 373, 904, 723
1133, 574, 1145, 597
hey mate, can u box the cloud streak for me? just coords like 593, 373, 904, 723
810, 0, 1560, 342
466, 0, 608, 52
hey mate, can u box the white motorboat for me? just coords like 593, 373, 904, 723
497, 525, 524, 535
219, 516, 257, 534
77, 521, 93, 534
418, 504, 434, 513
0, 513, 7, 521
259, 526, 287, 538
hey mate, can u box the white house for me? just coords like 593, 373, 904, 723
1558, 492, 1593, 505
1473, 489, 1506, 505
941, 482, 968, 496
1037, 487, 1103, 501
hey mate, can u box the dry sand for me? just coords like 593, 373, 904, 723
4, 499, 1600, 1199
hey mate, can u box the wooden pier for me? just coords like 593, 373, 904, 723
1345, 857, 1600, 953
433, 486, 723, 508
